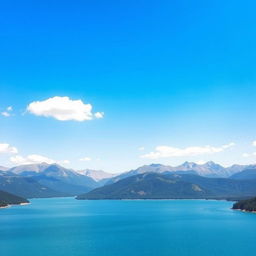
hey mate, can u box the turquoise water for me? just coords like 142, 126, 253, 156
1, 198, 256, 256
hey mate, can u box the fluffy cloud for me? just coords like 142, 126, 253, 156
141, 143, 235, 159
79, 157, 91, 162
0, 143, 18, 154
10, 154, 69, 165
252, 141, 256, 146
138, 147, 145, 151
27, 96, 103, 121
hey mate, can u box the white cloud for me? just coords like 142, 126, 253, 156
0, 143, 18, 154
1, 111, 10, 117
79, 157, 91, 162
252, 141, 256, 146
9, 154, 69, 165
1, 106, 13, 117
10, 154, 55, 165
141, 142, 235, 159
94, 112, 104, 119
62, 160, 70, 164
138, 147, 145, 151
196, 160, 207, 165
27, 96, 103, 122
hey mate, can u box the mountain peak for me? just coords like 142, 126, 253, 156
202, 161, 224, 170
149, 163, 164, 168
181, 161, 197, 168
203, 161, 220, 167
9, 162, 51, 174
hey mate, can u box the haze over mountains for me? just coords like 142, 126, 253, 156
105, 161, 252, 184
1, 161, 256, 201
76, 169, 115, 181
0, 166, 9, 171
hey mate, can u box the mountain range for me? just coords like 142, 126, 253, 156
7, 163, 99, 196
1, 161, 256, 201
106, 161, 255, 185
0, 170, 64, 198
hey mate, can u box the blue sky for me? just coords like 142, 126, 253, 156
1, 0, 256, 172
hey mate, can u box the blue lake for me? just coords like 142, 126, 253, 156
0, 198, 255, 256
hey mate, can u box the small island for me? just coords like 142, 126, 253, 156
232, 197, 256, 212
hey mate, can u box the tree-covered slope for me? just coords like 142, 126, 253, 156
232, 197, 256, 212
170, 173, 256, 198
0, 190, 29, 207
8, 164, 99, 196
77, 173, 213, 199
77, 173, 256, 200
230, 169, 256, 180
0, 174, 65, 198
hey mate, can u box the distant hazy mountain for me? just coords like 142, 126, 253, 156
77, 169, 115, 181
170, 161, 249, 177
225, 164, 251, 174
230, 169, 256, 180
77, 172, 256, 200
8, 163, 99, 196
174, 161, 229, 177
106, 161, 243, 185
0, 166, 9, 171
0, 172, 64, 198
106, 163, 178, 185
0, 190, 29, 208
8, 163, 51, 176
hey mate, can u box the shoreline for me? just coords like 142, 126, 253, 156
0, 202, 30, 210
19, 202, 30, 206
232, 208, 256, 214
77, 198, 235, 202
0, 205, 10, 209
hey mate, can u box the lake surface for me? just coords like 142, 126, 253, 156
1, 198, 256, 256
